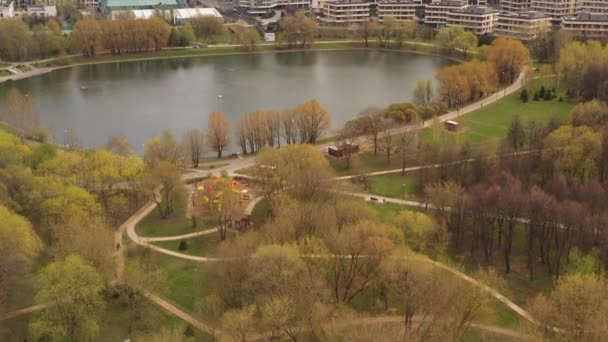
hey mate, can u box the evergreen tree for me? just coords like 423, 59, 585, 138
520, 89, 529, 103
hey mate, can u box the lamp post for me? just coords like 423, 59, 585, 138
402, 183, 406, 199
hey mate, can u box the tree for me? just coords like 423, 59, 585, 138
336, 121, 359, 169
506, 115, 526, 151
529, 274, 608, 340
70, 19, 101, 57
105, 134, 132, 156
234, 27, 260, 52
255, 144, 334, 202
144, 161, 185, 219
0, 205, 41, 315
144, 130, 182, 166
520, 89, 529, 103
380, 124, 396, 164
0, 19, 35, 61
326, 220, 395, 303
452, 31, 478, 58
117, 260, 167, 333
356, 19, 378, 47
413, 80, 434, 107
487, 37, 530, 84
221, 305, 258, 341
195, 294, 225, 340
207, 112, 230, 159
542, 125, 602, 181
29, 255, 105, 341
398, 129, 419, 175
570, 100, 608, 127
189, 16, 225, 42
378, 16, 396, 48
49, 216, 114, 280
294, 99, 331, 143
203, 177, 241, 240
184, 129, 205, 168
279, 12, 318, 49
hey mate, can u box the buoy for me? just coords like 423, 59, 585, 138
218, 95, 223, 99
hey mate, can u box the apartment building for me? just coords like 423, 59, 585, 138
501, 0, 532, 12
581, 0, 608, 14
446, 6, 499, 34
321, 0, 371, 25
561, 11, 608, 38
531, 0, 580, 20
0, 0, 14, 19
239, 0, 309, 12
495, 10, 551, 40
377, 0, 417, 21
424, 0, 468, 28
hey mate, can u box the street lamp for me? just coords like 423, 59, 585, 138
402, 183, 406, 199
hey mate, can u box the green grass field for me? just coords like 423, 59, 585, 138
136, 202, 216, 238
0, 69, 13, 77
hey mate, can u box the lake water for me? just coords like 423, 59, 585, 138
0, 50, 452, 152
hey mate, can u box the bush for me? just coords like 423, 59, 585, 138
520, 89, 529, 103
533, 92, 540, 101
178, 240, 188, 251
539, 86, 546, 99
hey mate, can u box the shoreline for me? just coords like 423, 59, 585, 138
0, 41, 461, 84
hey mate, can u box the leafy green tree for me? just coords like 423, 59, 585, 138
144, 130, 182, 166
542, 125, 602, 181
189, 16, 225, 42
30, 255, 105, 341
0, 204, 42, 314
144, 161, 185, 219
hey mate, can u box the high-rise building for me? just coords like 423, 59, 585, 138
424, 0, 468, 28
321, 0, 370, 25
377, 0, 417, 21
531, 0, 581, 20
446, 5, 499, 34
495, 10, 551, 40
501, 0, 532, 12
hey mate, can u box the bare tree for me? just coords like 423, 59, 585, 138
184, 128, 204, 168
398, 129, 419, 175
207, 112, 230, 159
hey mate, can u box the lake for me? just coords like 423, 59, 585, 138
0, 50, 452, 152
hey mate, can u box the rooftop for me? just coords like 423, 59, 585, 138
563, 11, 608, 22
498, 10, 550, 20
451, 6, 499, 15
100, 0, 178, 9
426, 0, 467, 7
377, 0, 416, 4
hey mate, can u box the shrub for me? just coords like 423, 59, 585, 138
178, 240, 188, 251
520, 89, 529, 103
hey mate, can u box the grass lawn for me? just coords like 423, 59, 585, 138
136, 202, 216, 238
0, 69, 13, 77
331, 77, 573, 176
152, 231, 235, 257
15, 64, 32, 72
366, 173, 419, 199
420, 77, 572, 150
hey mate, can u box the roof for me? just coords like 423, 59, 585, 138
0, 0, 13, 7
174, 7, 222, 19
426, 0, 467, 7
451, 6, 499, 15
101, 0, 178, 10
377, 0, 416, 4
498, 10, 550, 20
563, 11, 608, 22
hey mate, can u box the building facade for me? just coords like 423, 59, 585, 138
446, 6, 499, 34
531, 0, 580, 20
424, 0, 468, 28
321, 0, 370, 25
377, 0, 417, 21
561, 11, 608, 39
501, 0, 532, 12
581, 0, 608, 14
0, 0, 14, 19
495, 10, 551, 40
239, 0, 309, 12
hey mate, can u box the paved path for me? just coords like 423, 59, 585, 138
141, 228, 219, 243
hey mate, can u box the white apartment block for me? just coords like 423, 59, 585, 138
0, 0, 14, 19
561, 11, 608, 38
321, 0, 370, 25
495, 10, 551, 40
531, 0, 580, 20
239, 0, 309, 12
377, 0, 417, 21
79, 0, 100, 7
446, 6, 499, 34
581, 0, 608, 14
501, 0, 532, 12
424, 0, 468, 28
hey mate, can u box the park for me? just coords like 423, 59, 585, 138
1, 10, 608, 342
